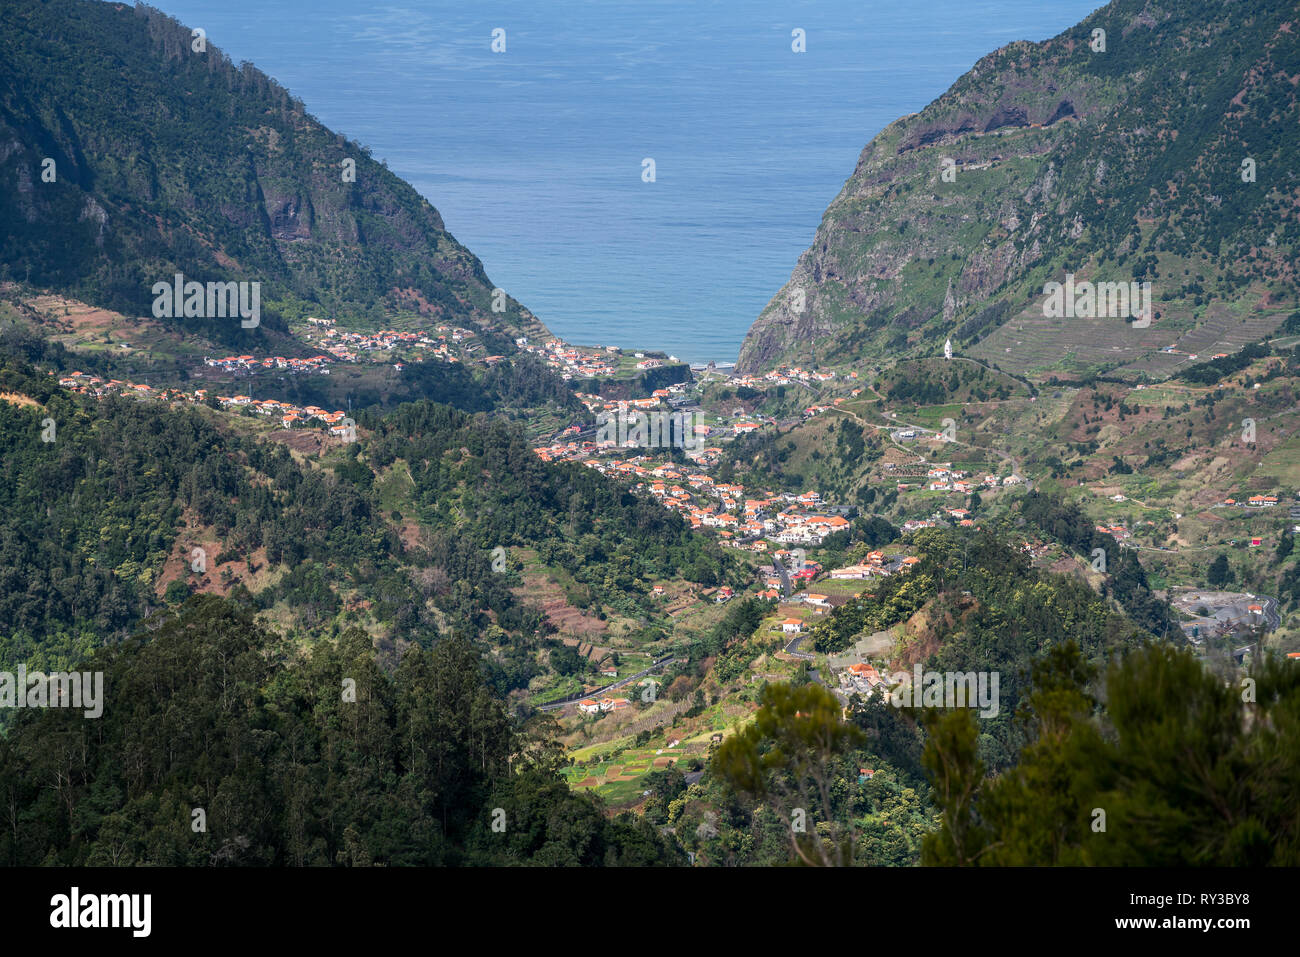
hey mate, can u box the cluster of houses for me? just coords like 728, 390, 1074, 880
748, 546, 923, 611
203, 354, 332, 375
535, 382, 794, 466
1222, 495, 1281, 508
728, 366, 847, 390
1096, 523, 1132, 543
802, 402, 841, 418
895, 466, 1023, 494
196, 322, 491, 381
573, 385, 690, 417
57, 372, 188, 402
636, 471, 851, 547
210, 394, 351, 433
899, 518, 938, 533
840, 662, 888, 697
302, 324, 481, 366
824, 552, 921, 580
533, 414, 857, 554
534, 438, 726, 469
744, 548, 924, 649
749, 553, 822, 600
517, 338, 622, 379
55, 372, 352, 436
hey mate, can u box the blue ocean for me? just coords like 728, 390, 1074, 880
157, 0, 1102, 364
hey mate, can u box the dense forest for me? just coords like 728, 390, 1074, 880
1017, 492, 1178, 638
922, 641, 1300, 865
679, 631, 1300, 867
670, 681, 938, 867
0, 596, 683, 866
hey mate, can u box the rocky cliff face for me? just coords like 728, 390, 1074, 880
0, 0, 548, 350
738, 0, 1300, 375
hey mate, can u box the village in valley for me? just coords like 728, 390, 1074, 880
522, 352, 1053, 740
32, 290, 1298, 810
27, 283, 1289, 769
43, 293, 1296, 667
514, 331, 1299, 806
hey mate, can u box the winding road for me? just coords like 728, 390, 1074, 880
537, 655, 680, 712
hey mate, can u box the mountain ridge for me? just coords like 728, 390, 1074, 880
738, 0, 1300, 379
0, 0, 549, 353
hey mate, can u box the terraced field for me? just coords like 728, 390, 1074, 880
968, 301, 1290, 381
969, 310, 1169, 378
1115, 307, 1291, 378
562, 746, 692, 801
1255, 434, 1300, 483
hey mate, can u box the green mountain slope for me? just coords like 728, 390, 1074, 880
738, 0, 1300, 379
0, 352, 736, 710
0, 0, 546, 353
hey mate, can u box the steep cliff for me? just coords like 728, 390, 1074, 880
738, 0, 1300, 379
0, 0, 548, 352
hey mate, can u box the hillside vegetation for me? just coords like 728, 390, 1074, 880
0, 0, 546, 353
739, 0, 1300, 379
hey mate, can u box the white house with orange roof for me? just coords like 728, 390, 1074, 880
829, 563, 874, 580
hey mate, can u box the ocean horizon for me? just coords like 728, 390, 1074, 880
153, 0, 1104, 364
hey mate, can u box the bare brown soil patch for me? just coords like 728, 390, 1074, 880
561, 637, 615, 660
512, 568, 609, 638
266, 429, 325, 456
155, 510, 276, 597
0, 392, 40, 409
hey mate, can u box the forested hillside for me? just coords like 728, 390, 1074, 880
0, 596, 683, 866
922, 641, 1300, 865
0, 351, 737, 715
0, 0, 546, 353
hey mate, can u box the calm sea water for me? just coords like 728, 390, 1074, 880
158, 0, 1102, 363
